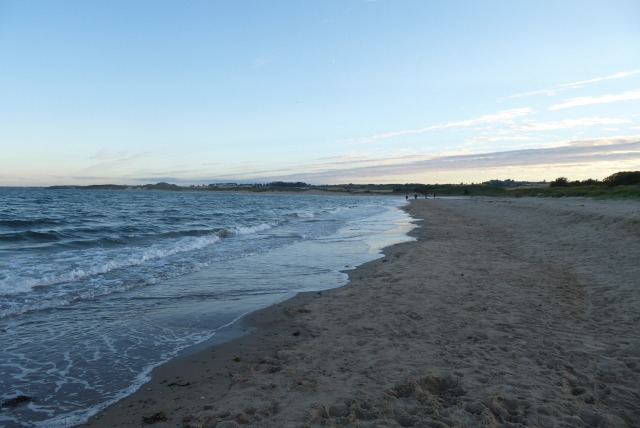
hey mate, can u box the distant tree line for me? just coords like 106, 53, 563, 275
45, 171, 638, 199
267, 181, 309, 187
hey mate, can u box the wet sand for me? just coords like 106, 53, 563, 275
83, 197, 640, 427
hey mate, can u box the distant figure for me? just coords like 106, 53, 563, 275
405, 194, 409, 200
414, 194, 418, 200
433, 193, 436, 199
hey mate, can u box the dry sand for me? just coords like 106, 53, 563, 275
83, 197, 640, 427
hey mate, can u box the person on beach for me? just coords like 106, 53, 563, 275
414, 194, 418, 200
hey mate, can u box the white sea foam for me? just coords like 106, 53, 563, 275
294, 211, 315, 218
232, 223, 273, 235
0, 275, 38, 295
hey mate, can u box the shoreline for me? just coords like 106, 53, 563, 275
82, 197, 639, 427
80, 210, 420, 427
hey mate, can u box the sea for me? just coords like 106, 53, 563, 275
0, 188, 415, 427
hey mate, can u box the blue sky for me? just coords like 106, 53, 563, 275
1, 0, 639, 186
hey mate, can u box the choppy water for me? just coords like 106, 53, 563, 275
0, 188, 414, 427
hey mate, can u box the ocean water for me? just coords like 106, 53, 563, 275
0, 188, 414, 427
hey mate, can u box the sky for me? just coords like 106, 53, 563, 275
1, 0, 639, 186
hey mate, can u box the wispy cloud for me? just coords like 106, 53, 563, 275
252, 52, 282, 68
205, 137, 640, 184
513, 117, 631, 131
469, 136, 533, 143
509, 69, 640, 98
548, 89, 640, 110
74, 151, 151, 178
436, 108, 534, 128
89, 150, 132, 161
347, 108, 534, 144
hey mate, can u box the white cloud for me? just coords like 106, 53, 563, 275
548, 89, 640, 110
513, 117, 631, 131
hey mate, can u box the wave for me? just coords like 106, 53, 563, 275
72, 223, 274, 248
159, 229, 219, 239
0, 234, 223, 298
0, 287, 119, 318
0, 212, 338, 323
0, 222, 275, 300
0, 218, 64, 229
0, 230, 63, 243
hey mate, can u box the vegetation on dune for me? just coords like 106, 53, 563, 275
509, 171, 640, 199
602, 171, 640, 187
510, 184, 640, 199
412, 184, 508, 197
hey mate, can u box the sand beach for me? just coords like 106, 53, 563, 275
83, 197, 640, 427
